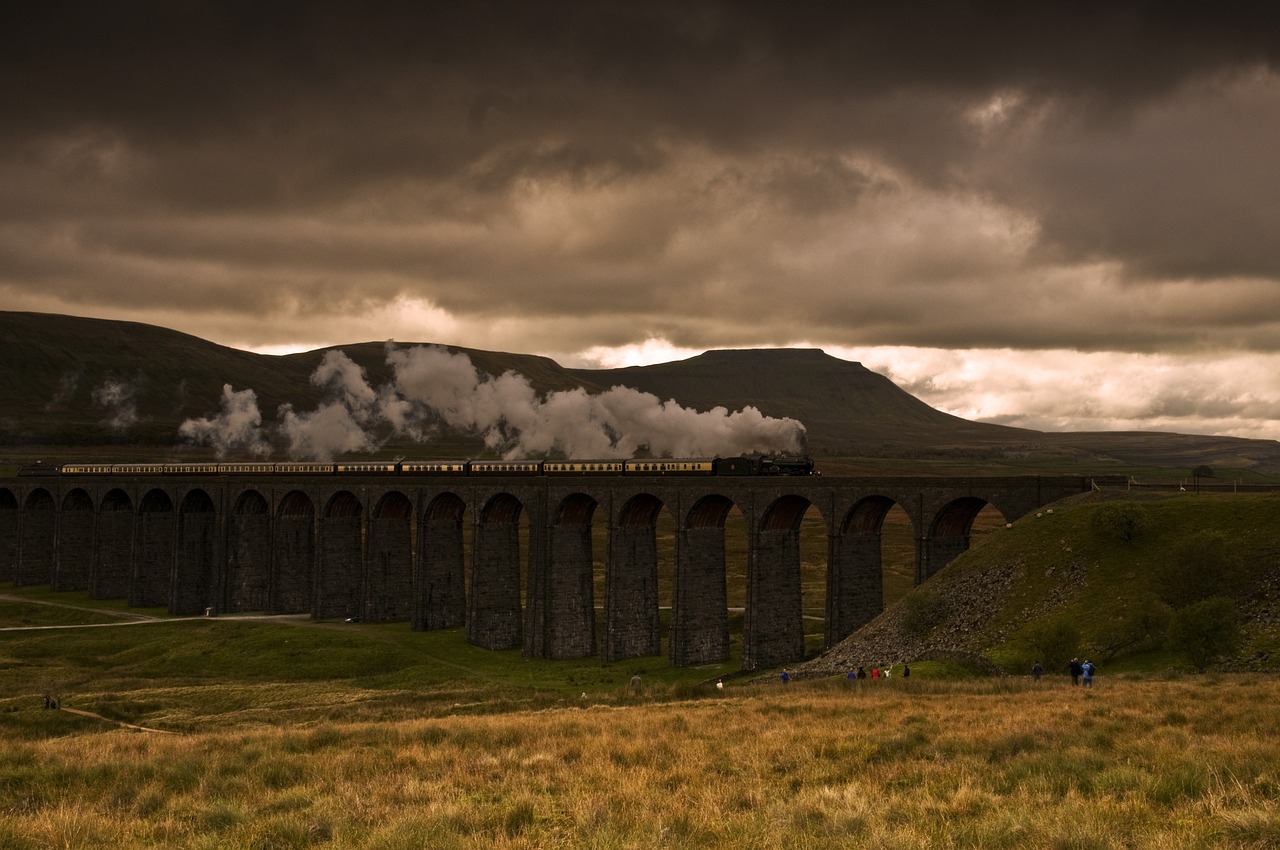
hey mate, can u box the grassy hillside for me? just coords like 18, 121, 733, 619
810, 491, 1280, 678
6, 311, 1280, 477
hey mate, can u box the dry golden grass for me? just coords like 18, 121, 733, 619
4, 675, 1279, 849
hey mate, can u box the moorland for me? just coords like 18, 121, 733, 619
4, 311, 1280, 848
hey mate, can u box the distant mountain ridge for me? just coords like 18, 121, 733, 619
568, 349, 1037, 453
3, 311, 1279, 474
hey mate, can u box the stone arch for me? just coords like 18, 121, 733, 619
469, 492, 525, 650
416, 492, 466, 630
366, 490, 413, 622
273, 490, 315, 613
17, 488, 56, 586
55, 488, 95, 591
227, 490, 271, 613
826, 494, 906, 646
132, 488, 175, 608
317, 490, 363, 619
93, 489, 134, 599
920, 496, 994, 583
173, 489, 217, 614
604, 493, 667, 661
0, 488, 16, 584
745, 494, 814, 670
541, 492, 599, 659
671, 493, 737, 667
372, 491, 413, 519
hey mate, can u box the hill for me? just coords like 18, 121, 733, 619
567, 348, 1036, 453
804, 491, 1280, 677
3, 310, 1280, 476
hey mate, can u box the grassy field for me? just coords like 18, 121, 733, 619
3, 590, 1280, 849
4, 672, 1280, 848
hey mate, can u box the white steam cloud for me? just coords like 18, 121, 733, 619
178, 384, 272, 457
180, 345, 806, 461
92, 377, 141, 432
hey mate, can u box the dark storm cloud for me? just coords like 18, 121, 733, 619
3, 1, 1280, 364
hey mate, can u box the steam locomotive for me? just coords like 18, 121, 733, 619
19, 455, 816, 477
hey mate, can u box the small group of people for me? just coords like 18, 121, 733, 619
845, 663, 909, 682
1030, 658, 1095, 685
1069, 657, 1096, 686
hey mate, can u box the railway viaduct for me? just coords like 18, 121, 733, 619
0, 472, 1112, 670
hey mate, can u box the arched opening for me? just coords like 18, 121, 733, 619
828, 495, 914, 646
921, 498, 1008, 582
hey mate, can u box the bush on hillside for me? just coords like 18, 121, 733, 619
1166, 596, 1242, 671
1089, 501, 1153, 545
1018, 615, 1081, 675
900, 590, 949, 637
1094, 594, 1173, 661
1154, 530, 1245, 609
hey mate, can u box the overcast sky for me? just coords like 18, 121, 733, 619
5, 2, 1280, 440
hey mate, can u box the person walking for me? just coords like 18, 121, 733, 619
1069, 658, 1083, 686
1032, 661, 1043, 682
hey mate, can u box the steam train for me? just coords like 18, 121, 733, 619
19, 455, 816, 477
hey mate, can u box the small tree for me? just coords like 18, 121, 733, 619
1095, 595, 1172, 661
1089, 501, 1152, 545
901, 589, 949, 637
1154, 530, 1244, 609
1166, 596, 1242, 671
1022, 616, 1081, 674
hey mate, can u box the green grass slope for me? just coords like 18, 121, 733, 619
808, 491, 1280, 678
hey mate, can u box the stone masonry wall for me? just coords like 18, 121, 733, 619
671, 526, 729, 666
546, 523, 596, 659
54, 502, 94, 591
603, 525, 660, 661
92, 509, 133, 599
227, 513, 271, 612
744, 529, 805, 670
272, 515, 314, 614
415, 519, 466, 630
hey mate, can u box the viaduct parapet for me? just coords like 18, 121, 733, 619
0, 472, 1109, 670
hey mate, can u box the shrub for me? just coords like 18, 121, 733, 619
900, 590, 949, 637
1020, 616, 1081, 674
1154, 530, 1245, 609
1089, 501, 1152, 545
1166, 597, 1242, 671
1094, 595, 1172, 661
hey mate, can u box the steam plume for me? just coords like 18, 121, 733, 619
177, 384, 271, 457
180, 345, 806, 461
92, 377, 141, 432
